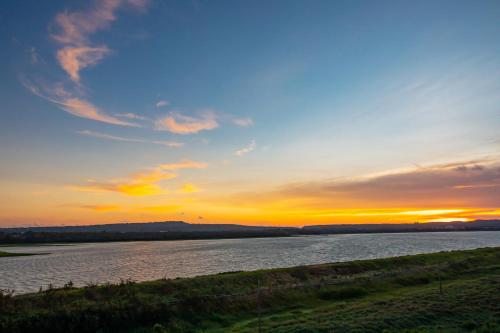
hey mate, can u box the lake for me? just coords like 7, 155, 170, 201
1, 231, 500, 294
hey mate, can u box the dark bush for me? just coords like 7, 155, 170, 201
318, 286, 367, 300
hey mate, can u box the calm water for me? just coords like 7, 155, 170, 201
1, 231, 500, 294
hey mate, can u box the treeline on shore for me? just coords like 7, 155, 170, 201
0, 229, 298, 244
1, 219, 500, 245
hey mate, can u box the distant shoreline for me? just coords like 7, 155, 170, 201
1, 226, 500, 246
0, 250, 44, 258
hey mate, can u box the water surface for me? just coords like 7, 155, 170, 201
1, 231, 500, 294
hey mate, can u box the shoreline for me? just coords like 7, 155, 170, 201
0, 250, 43, 258
1, 227, 500, 246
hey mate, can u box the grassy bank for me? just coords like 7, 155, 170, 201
1, 247, 500, 332
0, 250, 40, 258
0, 243, 72, 247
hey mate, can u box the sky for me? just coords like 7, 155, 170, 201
0, 0, 499, 227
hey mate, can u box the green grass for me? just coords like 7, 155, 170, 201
213, 276, 500, 333
1, 247, 500, 332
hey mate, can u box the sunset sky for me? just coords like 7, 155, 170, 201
1, 0, 499, 227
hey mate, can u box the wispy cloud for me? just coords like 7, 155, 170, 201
179, 183, 201, 193
61, 97, 136, 126
159, 159, 208, 170
72, 180, 166, 196
66, 203, 182, 214
71, 170, 176, 196
131, 169, 177, 183
23, 80, 139, 126
56, 46, 110, 82
232, 117, 254, 127
51, 0, 148, 82
77, 130, 183, 147
75, 204, 120, 212
149, 140, 184, 148
134, 205, 180, 213
24, 1, 149, 126
115, 112, 148, 121
51, 0, 119, 45
156, 100, 169, 108
70, 159, 206, 196
156, 111, 219, 134
29, 47, 40, 64
235, 140, 256, 156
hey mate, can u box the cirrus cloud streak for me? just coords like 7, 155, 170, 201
24, 0, 149, 126
77, 130, 183, 147
23, 80, 139, 126
235, 140, 256, 156
51, 0, 148, 82
155, 111, 219, 134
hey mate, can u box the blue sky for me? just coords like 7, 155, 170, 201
0, 0, 499, 226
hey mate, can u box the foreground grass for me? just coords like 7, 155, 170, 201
1, 247, 500, 332
212, 275, 500, 333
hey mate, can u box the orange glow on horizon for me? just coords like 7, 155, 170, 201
1, 158, 499, 227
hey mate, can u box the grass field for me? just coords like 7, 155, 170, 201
1, 247, 499, 332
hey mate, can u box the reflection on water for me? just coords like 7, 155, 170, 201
1, 231, 500, 294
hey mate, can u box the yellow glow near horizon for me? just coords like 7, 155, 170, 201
116, 183, 165, 196
1, 157, 499, 227
313, 209, 467, 217
395, 209, 466, 216
430, 218, 471, 222
180, 183, 200, 194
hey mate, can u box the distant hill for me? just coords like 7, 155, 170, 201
1, 220, 499, 245
0, 221, 297, 244
0, 221, 289, 233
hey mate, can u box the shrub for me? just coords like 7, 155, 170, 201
394, 275, 430, 287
